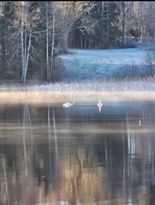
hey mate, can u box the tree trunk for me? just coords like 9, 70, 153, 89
80, 32, 83, 48
21, 2, 31, 84
63, 32, 69, 52
1, 36, 6, 71
140, 26, 143, 41
46, 1, 50, 82
50, 2, 55, 74
21, 2, 24, 81
84, 35, 86, 48
24, 26, 27, 69
122, 2, 127, 48
23, 32, 31, 83
0, 2, 6, 74
107, 3, 110, 46
101, 1, 104, 21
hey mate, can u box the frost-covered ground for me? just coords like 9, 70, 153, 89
59, 48, 148, 80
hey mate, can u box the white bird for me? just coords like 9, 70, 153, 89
62, 101, 74, 108
138, 120, 142, 127
97, 99, 103, 112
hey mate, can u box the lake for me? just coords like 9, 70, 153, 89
0, 101, 155, 205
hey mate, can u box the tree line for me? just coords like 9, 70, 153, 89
0, 1, 155, 83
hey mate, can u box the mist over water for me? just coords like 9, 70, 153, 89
0, 101, 155, 205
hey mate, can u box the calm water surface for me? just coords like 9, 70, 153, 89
0, 102, 155, 205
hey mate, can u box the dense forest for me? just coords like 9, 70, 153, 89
0, 1, 155, 83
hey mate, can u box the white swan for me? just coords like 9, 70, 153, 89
138, 120, 142, 127
62, 101, 74, 108
97, 99, 103, 112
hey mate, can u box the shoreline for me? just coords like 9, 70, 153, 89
0, 90, 155, 105
1, 78, 155, 91
0, 79, 155, 105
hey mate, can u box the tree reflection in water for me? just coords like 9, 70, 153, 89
0, 102, 154, 204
